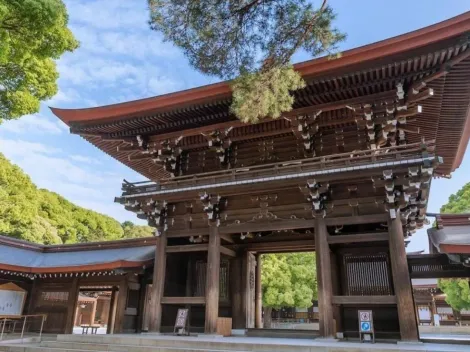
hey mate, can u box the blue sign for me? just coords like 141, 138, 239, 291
361, 321, 371, 332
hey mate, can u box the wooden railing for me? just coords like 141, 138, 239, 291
121, 141, 436, 197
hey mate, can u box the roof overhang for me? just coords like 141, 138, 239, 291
0, 235, 156, 275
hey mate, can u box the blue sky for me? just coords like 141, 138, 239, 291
0, 0, 469, 252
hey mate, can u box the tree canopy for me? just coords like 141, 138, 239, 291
0, 0, 78, 123
438, 278, 470, 311
0, 153, 152, 244
436, 182, 470, 311
148, 0, 344, 123
440, 182, 470, 214
262, 252, 317, 309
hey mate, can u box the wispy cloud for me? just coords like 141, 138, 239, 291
70, 154, 101, 164
1, 114, 65, 135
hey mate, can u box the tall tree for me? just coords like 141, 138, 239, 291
261, 252, 317, 327
436, 182, 470, 312
148, 0, 344, 123
0, 0, 78, 123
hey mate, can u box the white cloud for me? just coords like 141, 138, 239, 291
70, 155, 101, 164
1, 114, 65, 135
65, 0, 147, 31
46, 88, 81, 105
148, 76, 181, 95
0, 139, 61, 156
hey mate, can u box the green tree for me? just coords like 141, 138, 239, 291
438, 279, 470, 312
122, 221, 155, 238
148, 0, 344, 123
261, 252, 317, 327
0, 153, 125, 244
440, 182, 470, 214
436, 182, 470, 312
0, 0, 79, 123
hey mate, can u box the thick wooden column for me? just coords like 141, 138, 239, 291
231, 256, 243, 328
148, 232, 167, 332
65, 277, 79, 334
255, 253, 263, 328
388, 213, 419, 341
204, 226, 221, 334
314, 216, 335, 338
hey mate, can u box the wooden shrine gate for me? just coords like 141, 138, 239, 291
50, 14, 470, 341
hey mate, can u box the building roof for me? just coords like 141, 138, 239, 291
0, 235, 156, 274
427, 214, 470, 265
50, 12, 470, 179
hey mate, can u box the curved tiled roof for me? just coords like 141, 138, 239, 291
0, 235, 156, 273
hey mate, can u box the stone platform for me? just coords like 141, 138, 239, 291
1, 333, 470, 352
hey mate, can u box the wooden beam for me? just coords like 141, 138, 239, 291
220, 219, 316, 234
167, 228, 209, 238
325, 213, 388, 226
161, 296, 205, 305
205, 226, 220, 334
148, 233, 167, 332
230, 239, 315, 253
327, 232, 388, 244
315, 216, 335, 338
388, 212, 419, 341
220, 233, 235, 244
332, 295, 397, 305
220, 246, 236, 258
166, 244, 209, 253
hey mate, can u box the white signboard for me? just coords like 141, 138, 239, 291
358, 310, 375, 343
0, 285, 26, 316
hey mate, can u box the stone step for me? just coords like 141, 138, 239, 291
41, 341, 253, 352
1, 342, 253, 352
55, 334, 315, 352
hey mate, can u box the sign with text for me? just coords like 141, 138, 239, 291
358, 310, 375, 343
174, 308, 189, 335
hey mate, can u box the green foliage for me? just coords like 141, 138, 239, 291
0, 153, 152, 244
231, 66, 305, 123
440, 182, 470, 214
436, 183, 470, 311
122, 221, 155, 238
0, 0, 79, 123
148, 0, 345, 123
261, 252, 317, 309
438, 278, 470, 311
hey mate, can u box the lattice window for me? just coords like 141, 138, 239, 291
194, 260, 230, 299
343, 253, 393, 295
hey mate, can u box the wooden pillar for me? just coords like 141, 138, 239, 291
231, 256, 243, 329
65, 278, 79, 334
330, 252, 343, 334
388, 212, 419, 341
136, 276, 147, 333
204, 226, 220, 334
255, 253, 263, 329
114, 276, 129, 333
315, 216, 335, 338
107, 287, 118, 334
90, 299, 97, 325
148, 232, 167, 332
